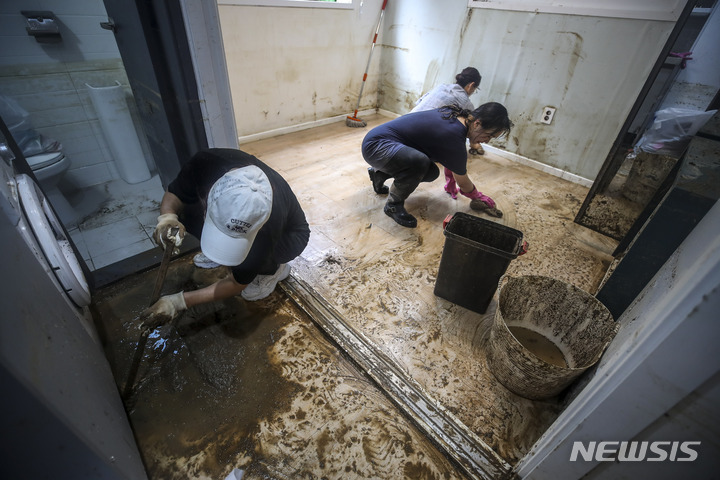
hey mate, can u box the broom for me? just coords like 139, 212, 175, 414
346, 0, 389, 128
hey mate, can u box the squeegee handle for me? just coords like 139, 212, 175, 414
149, 226, 178, 306
122, 327, 151, 399
354, 0, 389, 112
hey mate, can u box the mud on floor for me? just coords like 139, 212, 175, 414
92, 256, 467, 480
241, 114, 619, 465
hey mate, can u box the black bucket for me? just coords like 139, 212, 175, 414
434, 212, 524, 314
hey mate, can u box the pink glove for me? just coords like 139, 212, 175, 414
444, 168, 458, 199
460, 186, 496, 209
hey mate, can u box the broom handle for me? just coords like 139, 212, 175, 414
353, 0, 389, 115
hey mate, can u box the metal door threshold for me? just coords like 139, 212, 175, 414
280, 275, 514, 480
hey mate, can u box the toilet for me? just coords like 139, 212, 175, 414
25, 151, 78, 226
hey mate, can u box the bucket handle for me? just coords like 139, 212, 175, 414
443, 213, 529, 256
519, 240, 529, 255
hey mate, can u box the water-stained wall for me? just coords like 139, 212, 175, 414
379, 1, 678, 180
218, 0, 679, 181
218, 1, 387, 136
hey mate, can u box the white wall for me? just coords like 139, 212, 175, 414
584, 371, 720, 479
218, 0, 386, 137
0, 0, 119, 65
217, 0, 685, 181
379, 0, 681, 180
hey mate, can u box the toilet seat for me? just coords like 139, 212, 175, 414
15, 174, 91, 307
25, 151, 64, 170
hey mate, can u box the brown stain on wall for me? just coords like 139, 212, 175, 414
510, 109, 551, 161
509, 31, 585, 165
459, 8, 474, 44
556, 31, 584, 97
379, 43, 409, 52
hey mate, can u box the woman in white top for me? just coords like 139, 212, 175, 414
411, 67, 481, 113
411, 67, 485, 154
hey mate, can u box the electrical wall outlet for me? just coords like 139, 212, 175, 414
541, 107, 556, 124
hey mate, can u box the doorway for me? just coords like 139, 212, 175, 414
574, 0, 718, 243
0, 0, 207, 289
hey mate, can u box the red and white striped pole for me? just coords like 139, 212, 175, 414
347, 0, 389, 127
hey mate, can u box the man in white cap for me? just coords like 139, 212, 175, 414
143, 148, 310, 323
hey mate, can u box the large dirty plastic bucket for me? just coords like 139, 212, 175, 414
434, 212, 524, 314
486, 275, 618, 400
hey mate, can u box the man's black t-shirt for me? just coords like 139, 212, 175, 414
168, 148, 310, 284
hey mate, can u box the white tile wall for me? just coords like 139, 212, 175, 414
0, 0, 118, 65
1, 61, 117, 188
0, 0, 153, 191
64, 163, 114, 187
0, 60, 155, 189
1, 0, 166, 271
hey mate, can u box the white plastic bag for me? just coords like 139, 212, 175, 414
634, 107, 717, 159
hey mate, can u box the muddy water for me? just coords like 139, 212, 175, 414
131, 307, 301, 478
508, 327, 567, 368
92, 255, 466, 479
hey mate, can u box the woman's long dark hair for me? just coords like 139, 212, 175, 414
455, 67, 481, 88
441, 102, 512, 136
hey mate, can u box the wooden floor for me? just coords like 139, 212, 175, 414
241, 113, 618, 466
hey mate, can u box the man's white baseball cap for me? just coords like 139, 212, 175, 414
201, 165, 273, 266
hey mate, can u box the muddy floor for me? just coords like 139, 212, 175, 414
93, 257, 468, 479
240, 114, 619, 466
94, 114, 621, 478
577, 153, 656, 241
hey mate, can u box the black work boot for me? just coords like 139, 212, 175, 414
384, 200, 417, 228
368, 167, 391, 195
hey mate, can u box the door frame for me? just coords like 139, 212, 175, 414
573, 0, 696, 228
179, 0, 239, 150
93, 0, 236, 287
102, 0, 209, 187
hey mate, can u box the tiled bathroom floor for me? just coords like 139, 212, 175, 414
67, 174, 164, 270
